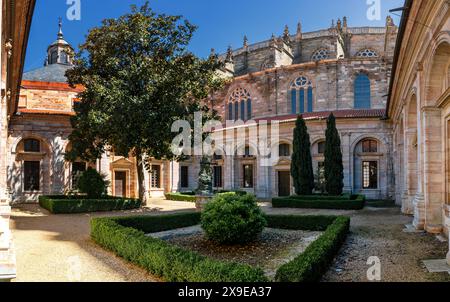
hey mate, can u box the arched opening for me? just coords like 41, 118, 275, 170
405, 94, 418, 214
353, 138, 383, 198
289, 76, 314, 114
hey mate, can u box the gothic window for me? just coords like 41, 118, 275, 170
356, 49, 378, 58
228, 88, 252, 121
279, 144, 290, 157
290, 76, 314, 114
24, 139, 41, 153
354, 74, 371, 109
311, 49, 329, 61
24, 161, 40, 191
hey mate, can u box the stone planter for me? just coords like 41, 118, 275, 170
195, 195, 213, 211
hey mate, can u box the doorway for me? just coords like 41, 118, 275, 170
278, 171, 291, 197
114, 171, 127, 197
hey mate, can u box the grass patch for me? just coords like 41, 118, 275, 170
272, 194, 365, 210
39, 195, 141, 214
90, 212, 349, 282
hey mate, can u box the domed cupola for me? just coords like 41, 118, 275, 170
45, 18, 74, 66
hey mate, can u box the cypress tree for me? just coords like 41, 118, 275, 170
291, 115, 314, 195
324, 113, 344, 196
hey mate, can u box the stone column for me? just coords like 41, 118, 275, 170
256, 156, 270, 199
421, 108, 443, 233
223, 156, 234, 190
341, 132, 352, 193
445, 205, 450, 265
98, 152, 112, 196
51, 134, 65, 194
402, 130, 417, 215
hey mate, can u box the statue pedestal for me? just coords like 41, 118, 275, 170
195, 195, 213, 211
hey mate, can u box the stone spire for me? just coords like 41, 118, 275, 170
336, 18, 342, 31
225, 45, 234, 63
331, 19, 335, 28
296, 22, 302, 39
243, 35, 249, 49
46, 18, 74, 65
343, 16, 348, 30
386, 15, 395, 27
283, 25, 291, 44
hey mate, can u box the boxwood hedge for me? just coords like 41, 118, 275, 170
164, 193, 197, 202
272, 194, 365, 210
91, 213, 267, 282
39, 195, 141, 214
90, 212, 350, 282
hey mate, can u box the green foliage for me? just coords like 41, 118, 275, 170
214, 190, 248, 196
90, 214, 268, 282
165, 193, 197, 202
275, 216, 350, 282
39, 195, 141, 214
291, 115, 315, 195
272, 194, 366, 210
201, 193, 267, 245
76, 167, 108, 198
324, 114, 344, 196
65, 2, 225, 200
197, 156, 213, 195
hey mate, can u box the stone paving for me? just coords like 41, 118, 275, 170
8, 200, 450, 282
10, 198, 195, 282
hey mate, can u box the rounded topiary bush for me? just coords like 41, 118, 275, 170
77, 167, 108, 198
201, 193, 267, 245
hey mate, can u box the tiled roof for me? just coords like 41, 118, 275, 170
21, 80, 83, 92
22, 63, 73, 83
17, 108, 75, 116
254, 109, 386, 123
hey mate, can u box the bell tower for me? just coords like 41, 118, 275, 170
45, 18, 74, 66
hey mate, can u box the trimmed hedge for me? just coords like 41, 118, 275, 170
91, 213, 267, 282
274, 216, 350, 282
164, 193, 197, 202
39, 195, 141, 214
272, 194, 365, 210
90, 212, 350, 282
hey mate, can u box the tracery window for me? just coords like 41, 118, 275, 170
354, 74, 371, 109
290, 76, 314, 114
228, 88, 252, 121
356, 49, 378, 58
311, 49, 329, 61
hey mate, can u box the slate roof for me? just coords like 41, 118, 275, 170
22, 63, 73, 83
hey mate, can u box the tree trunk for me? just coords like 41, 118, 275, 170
136, 151, 149, 205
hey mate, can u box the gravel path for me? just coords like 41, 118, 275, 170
261, 204, 450, 282
10, 199, 195, 282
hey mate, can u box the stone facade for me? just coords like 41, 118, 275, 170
387, 0, 450, 264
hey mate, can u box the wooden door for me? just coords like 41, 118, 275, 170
278, 171, 291, 197
114, 171, 127, 197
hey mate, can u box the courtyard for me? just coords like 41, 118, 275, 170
9, 200, 450, 282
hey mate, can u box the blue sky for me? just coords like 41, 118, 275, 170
24, 0, 405, 71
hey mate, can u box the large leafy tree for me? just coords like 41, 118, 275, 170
324, 113, 344, 196
291, 115, 314, 195
65, 2, 223, 203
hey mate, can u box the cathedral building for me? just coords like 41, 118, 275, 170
8, 16, 400, 204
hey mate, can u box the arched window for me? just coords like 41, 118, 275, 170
354, 74, 371, 109
60, 51, 68, 64
279, 144, 290, 157
355, 49, 378, 58
24, 139, 41, 153
228, 88, 252, 121
290, 76, 314, 114
311, 49, 329, 61
317, 141, 325, 154
361, 139, 378, 153
50, 51, 58, 64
